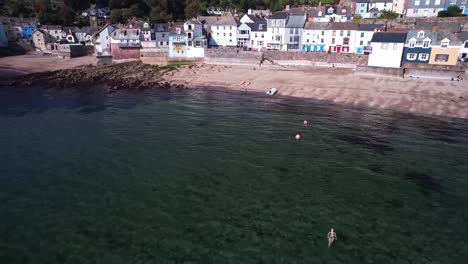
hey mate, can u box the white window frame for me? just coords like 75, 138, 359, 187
381, 43, 389, 49
425, 0, 430, 4
423, 41, 430, 48
407, 53, 417, 60
450, 0, 456, 4
409, 41, 416, 48
419, 53, 429, 61
393, 43, 398, 50
435, 0, 441, 5
415, 0, 420, 5
441, 41, 449, 48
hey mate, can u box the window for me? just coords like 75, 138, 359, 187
435, 0, 440, 5
321, 31, 324, 36
343, 38, 349, 45
321, 39, 324, 43
217, 32, 219, 36
290, 28, 294, 34
414, 8, 419, 13
261, 34, 264, 38
307, 39, 309, 43
423, 41, 430, 48
441, 41, 449, 48
381, 43, 388, 49
340, 30, 343, 36
217, 26, 219, 30
359, 40, 363, 45
223, 26, 225, 30
419, 53, 429, 61
162, 33, 165, 38
223, 33, 225, 36
407, 53, 417, 60
465, 41, 468, 48
230, 26, 232, 30
425, 0, 430, 4
332, 38, 335, 44
415, 0, 420, 5
290, 36, 293, 42
347, 31, 351, 37
255, 33, 257, 38
360, 32, 364, 38
435, 54, 449, 62
229, 33, 232, 36
332, 30, 336, 36
160, 41, 163, 45
409, 41, 415, 48
393, 43, 398, 50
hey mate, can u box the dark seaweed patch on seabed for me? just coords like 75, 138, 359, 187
338, 134, 394, 154
405, 171, 442, 194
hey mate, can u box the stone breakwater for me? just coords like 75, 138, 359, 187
11, 62, 185, 93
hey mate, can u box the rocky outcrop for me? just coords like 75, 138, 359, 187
11, 61, 185, 93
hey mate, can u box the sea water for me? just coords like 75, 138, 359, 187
0, 86, 467, 263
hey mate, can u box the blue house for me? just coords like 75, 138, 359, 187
402, 30, 433, 64
168, 26, 187, 58
21, 23, 36, 39
355, 0, 369, 17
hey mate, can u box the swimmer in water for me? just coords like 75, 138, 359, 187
327, 228, 337, 247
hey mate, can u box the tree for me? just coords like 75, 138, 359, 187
379, 10, 399, 19
438, 5, 462, 17
74, 16, 91, 28
185, 0, 200, 19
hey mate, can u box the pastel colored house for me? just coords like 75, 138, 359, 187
285, 10, 307, 51
237, 23, 251, 48
402, 30, 433, 64
154, 23, 170, 48
302, 22, 329, 52
21, 23, 36, 40
0, 23, 8, 47
368, 32, 407, 68
209, 14, 238, 47
356, 0, 370, 17
93, 24, 115, 54
405, 0, 446, 17
428, 31, 462, 66
327, 22, 358, 53
31, 29, 55, 51
355, 24, 384, 54
168, 26, 187, 58
109, 28, 142, 60
266, 11, 288, 50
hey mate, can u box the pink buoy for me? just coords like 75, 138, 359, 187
295, 133, 301, 140
303, 120, 308, 126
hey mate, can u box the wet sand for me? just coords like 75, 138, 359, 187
164, 64, 468, 119
1, 55, 467, 119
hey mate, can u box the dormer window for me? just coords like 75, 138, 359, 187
423, 41, 430, 48
441, 41, 449, 48
417, 31, 424, 38
259, 24, 263, 30
328, 7, 334, 14
409, 41, 416, 48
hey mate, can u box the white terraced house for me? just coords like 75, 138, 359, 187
209, 14, 238, 47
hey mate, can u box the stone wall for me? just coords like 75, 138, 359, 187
111, 44, 141, 60
355, 65, 404, 77
204, 49, 368, 65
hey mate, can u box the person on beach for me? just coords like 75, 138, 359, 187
328, 228, 337, 247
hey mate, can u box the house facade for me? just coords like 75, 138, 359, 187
405, 0, 446, 17
355, 24, 384, 54
237, 23, 251, 48
21, 23, 36, 39
169, 27, 187, 58
41, 25, 65, 42
248, 20, 267, 51
327, 22, 359, 53
356, 0, 370, 17
94, 24, 115, 54
155, 23, 170, 48
109, 28, 142, 60
209, 15, 238, 47
31, 29, 55, 51
285, 11, 307, 51
402, 30, 433, 64
368, 32, 407, 68
428, 32, 462, 66
266, 11, 288, 50
302, 22, 328, 52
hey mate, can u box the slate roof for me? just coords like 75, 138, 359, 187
211, 15, 237, 26
270, 11, 289, 19
414, 21, 462, 33
434, 31, 462, 45
248, 20, 267, 32
286, 14, 307, 28
247, 14, 263, 22
329, 22, 359, 30
358, 24, 384, 31
460, 31, 468, 41
371, 32, 407, 43
405, 30, 437, 44
304, 22, 330, 30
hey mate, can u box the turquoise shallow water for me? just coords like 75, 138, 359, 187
0, 86, 468, 263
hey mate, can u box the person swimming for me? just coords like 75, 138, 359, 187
327, 228, 337, 247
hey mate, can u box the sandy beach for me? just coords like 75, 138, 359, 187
164, 64, 468, 119
1, 55, 467, 119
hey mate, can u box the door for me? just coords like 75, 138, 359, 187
336, 46, 341, 53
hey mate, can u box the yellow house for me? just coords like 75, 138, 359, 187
428, 32, 462, 66
31, 29, 55, 51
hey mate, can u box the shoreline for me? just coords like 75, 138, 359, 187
1, 55, 467, 119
